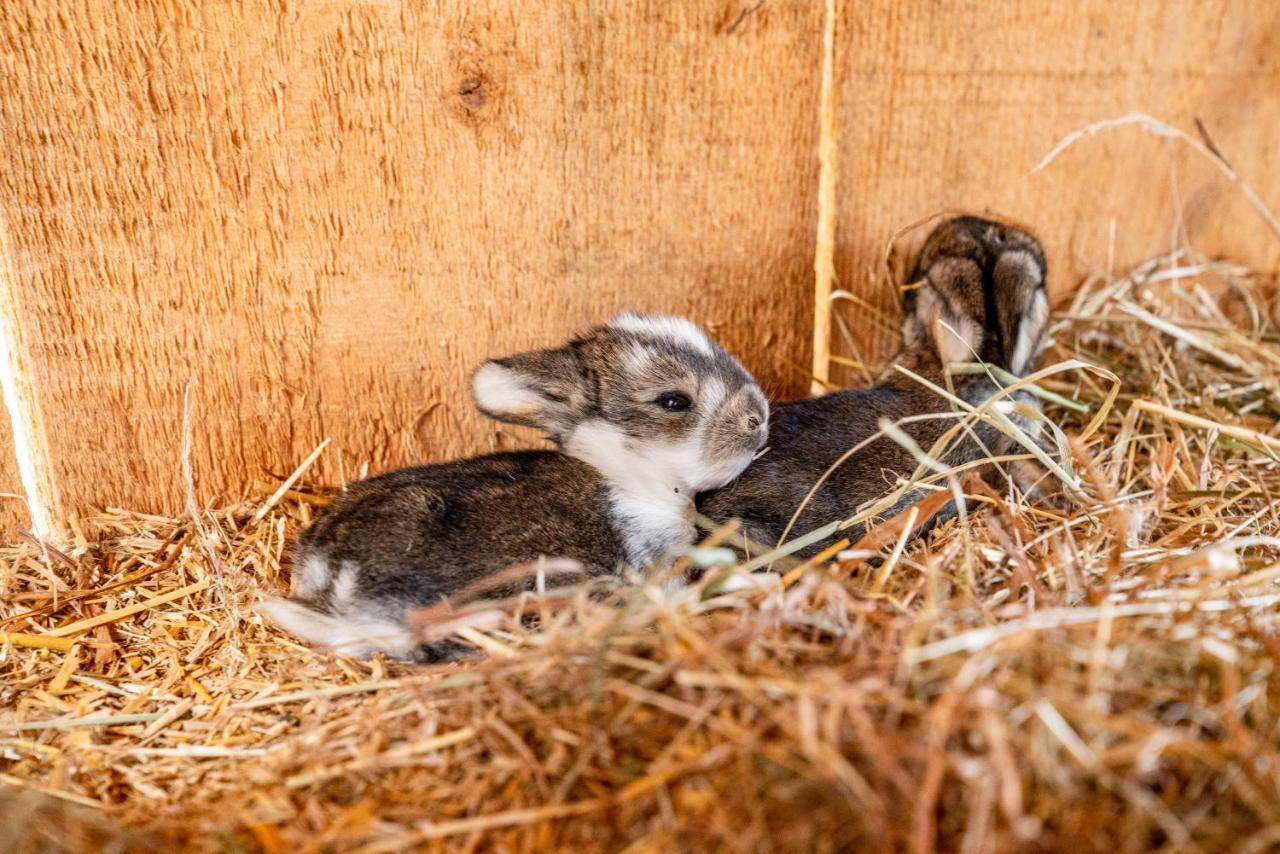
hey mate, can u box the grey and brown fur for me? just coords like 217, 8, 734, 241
260, 314, 768, 660
698, 216, 1053, 557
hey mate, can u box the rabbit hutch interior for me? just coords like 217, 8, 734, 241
2, 2, 1279, 850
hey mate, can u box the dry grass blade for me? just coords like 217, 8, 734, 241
1033, 112, 1280, 240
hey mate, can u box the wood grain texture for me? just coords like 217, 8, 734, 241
0, 222, 41, 537
829, 0, 1280, 377
0, 421, 26, 536
0, 1, 823, 517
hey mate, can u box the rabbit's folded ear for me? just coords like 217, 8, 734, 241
994, 250, 1051, 375
902, 216, 1049, 375
907, 266, 986, 366
472, 346, 587, 432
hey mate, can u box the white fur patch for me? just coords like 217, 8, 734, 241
472, 361, 545, 419
622, 342, 656, 375
256, 597, 417, 659
332, 562, 360, 608
918, 287, 982, 364
932, 314, 982, 365
564, 420, 698, 566
699, 375, 728, 413
292, 552, 330, 597
566, 418, 750, 498
564, 416, 758, 567
1009, 288, 1049, 375
611, 487, 695, 568
608, 313, 713, 356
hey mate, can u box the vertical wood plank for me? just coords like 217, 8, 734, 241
0, 223, 48, 536
810, 0, 841, 394
0, 423, 27, 536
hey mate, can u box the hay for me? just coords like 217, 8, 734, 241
3, 255, 1280, 852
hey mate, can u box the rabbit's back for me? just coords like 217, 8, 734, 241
697, 384, 995, 553
298, 451, 623, 608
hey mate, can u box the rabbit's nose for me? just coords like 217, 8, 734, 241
746, 413, 763, 431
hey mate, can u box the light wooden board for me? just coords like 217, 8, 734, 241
827, 0, 1280, 379
0, 1, 823, 517
0, 421, 25, 536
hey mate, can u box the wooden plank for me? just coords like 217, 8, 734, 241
0, 223, 40, 536
0, 1, 823, 517
828, 0, 1280, 379
0, 420, 26, 537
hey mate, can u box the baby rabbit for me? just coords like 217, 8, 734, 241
260, 314, 769, 660
698, 216, 1052, 556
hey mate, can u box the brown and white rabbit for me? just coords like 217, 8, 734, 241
697, 216, 1053, 556
260, 314, 769, 660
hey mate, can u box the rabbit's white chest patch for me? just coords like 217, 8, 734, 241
566, 420, 709, 494
607, 488, 696, 568
565, 420, 703, 567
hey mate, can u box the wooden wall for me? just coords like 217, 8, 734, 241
0, 1, 1276, 532
0, 424, 23, 533
0, 1, 825, 530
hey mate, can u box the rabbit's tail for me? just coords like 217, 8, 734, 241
257, 553, 416, 658
256, 596, 416, 658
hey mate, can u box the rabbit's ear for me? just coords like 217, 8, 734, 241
472, 346, 588, 433
993, 249, 1050, 375
911, 273, 986, 365
903, 216, 1049, 374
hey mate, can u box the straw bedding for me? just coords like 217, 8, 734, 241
2, 254, 1280, 853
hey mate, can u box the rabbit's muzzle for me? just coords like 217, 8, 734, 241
698, 385, 770, 489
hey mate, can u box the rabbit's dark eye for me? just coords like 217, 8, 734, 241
656, 392, 693, 412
